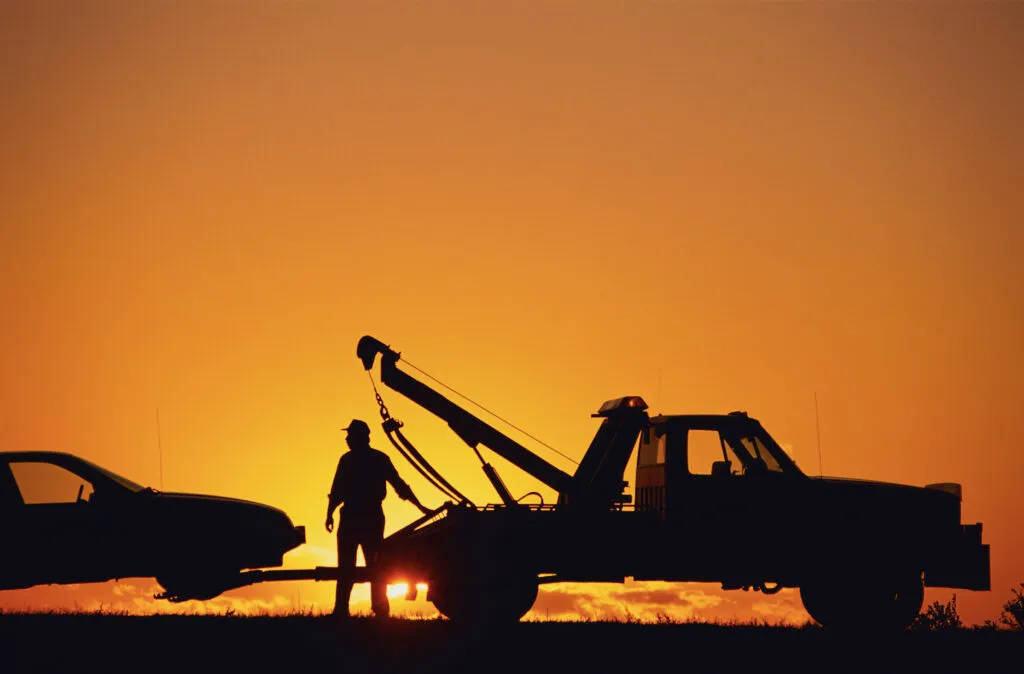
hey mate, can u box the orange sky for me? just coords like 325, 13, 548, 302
1, 1, 1021, 625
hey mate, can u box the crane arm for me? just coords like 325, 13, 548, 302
357, 336, 575, 496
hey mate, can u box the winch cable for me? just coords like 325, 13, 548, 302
368, 372, 474, 506
380, 419, 459, 502
390, 424, 474, 506
367, 372, 452, 499
369, 372, 464, 503
401, 358, 580, 467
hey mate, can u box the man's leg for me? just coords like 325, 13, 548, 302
364, 512, 389, 617
335, 525, 358, 616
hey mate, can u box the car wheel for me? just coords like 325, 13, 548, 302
156, 569, 240, 602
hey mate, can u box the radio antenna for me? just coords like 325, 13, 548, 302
156, 408, 165, 490
814, 392, 823, 477
657, 367, 663, 412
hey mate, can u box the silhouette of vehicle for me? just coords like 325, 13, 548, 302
352, 336, 990, 630
0, 451, 305, 601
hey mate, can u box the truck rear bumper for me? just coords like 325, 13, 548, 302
925, 524, 990, 591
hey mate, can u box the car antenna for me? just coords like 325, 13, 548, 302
156, 408, 165, 490
814, 392, 823, 478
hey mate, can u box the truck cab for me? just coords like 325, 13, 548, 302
632, 409, 989, 628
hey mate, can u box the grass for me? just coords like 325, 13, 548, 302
3, 610, 1021, 674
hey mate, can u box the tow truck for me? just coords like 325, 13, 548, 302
341, 336, 990, 629
149, 335, 988, 630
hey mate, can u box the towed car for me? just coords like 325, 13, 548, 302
0, 451, 305, 602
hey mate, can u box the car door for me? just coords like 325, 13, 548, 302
0, 462, 30, 588
7, 460, 102, 585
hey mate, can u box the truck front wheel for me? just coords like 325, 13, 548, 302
800, 573, 924, 631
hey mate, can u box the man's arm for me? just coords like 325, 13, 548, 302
384, 456, 432, 515
325, 458, 345, 532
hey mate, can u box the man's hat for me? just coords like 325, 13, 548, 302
342, 419, 371, 437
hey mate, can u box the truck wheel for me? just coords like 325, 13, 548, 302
799, 582, 838, 628
800, 574, 924, 631
881, 574, 925, 630
430, 573, 538, 623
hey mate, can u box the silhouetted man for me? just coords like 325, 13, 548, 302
326, 419, 431, 618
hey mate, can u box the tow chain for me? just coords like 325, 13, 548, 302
368, 371, 394, 424
365, 371, 473, 505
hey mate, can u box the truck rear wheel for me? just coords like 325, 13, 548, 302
800, 573, 924, 631
430, 572, 538, 623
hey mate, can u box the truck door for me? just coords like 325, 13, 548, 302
723, 431, 805, 575
674, 427, 741, 577
678, 427, 800, 582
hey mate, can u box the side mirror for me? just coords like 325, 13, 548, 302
711, 461, 732, 479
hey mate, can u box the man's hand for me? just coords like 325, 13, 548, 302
325, 514, 334, 533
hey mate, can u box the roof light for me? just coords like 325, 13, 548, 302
926, 482, 962, 501
595, 396, 649, 416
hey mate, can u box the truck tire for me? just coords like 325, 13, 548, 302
800, 573, 924, 631
430, 572, 538, 623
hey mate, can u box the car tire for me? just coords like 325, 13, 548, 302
156, 569, 240, 602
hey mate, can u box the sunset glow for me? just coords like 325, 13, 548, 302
1, 2, 1021, 625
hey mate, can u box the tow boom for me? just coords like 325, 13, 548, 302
357, 336, 575, 497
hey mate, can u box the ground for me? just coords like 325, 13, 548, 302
2, 614, 1021, 674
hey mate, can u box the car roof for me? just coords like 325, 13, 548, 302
0, 451, 84, 462
0, 452, 147, 492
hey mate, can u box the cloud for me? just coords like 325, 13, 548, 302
527, 582, 696, 622
608, 587, 689, 605
526, 581, 808, 624
530, 585, 595, 617
282, 544, 335, 568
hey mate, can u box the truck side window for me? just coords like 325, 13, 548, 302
688, 430, 747, 475
687, 430, 726, 475
638, 426, 666, 466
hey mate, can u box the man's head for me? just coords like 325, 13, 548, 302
343, 419, 371, 451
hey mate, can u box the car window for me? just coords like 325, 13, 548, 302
9, 462, 96, 504
0, 464, 23, 507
